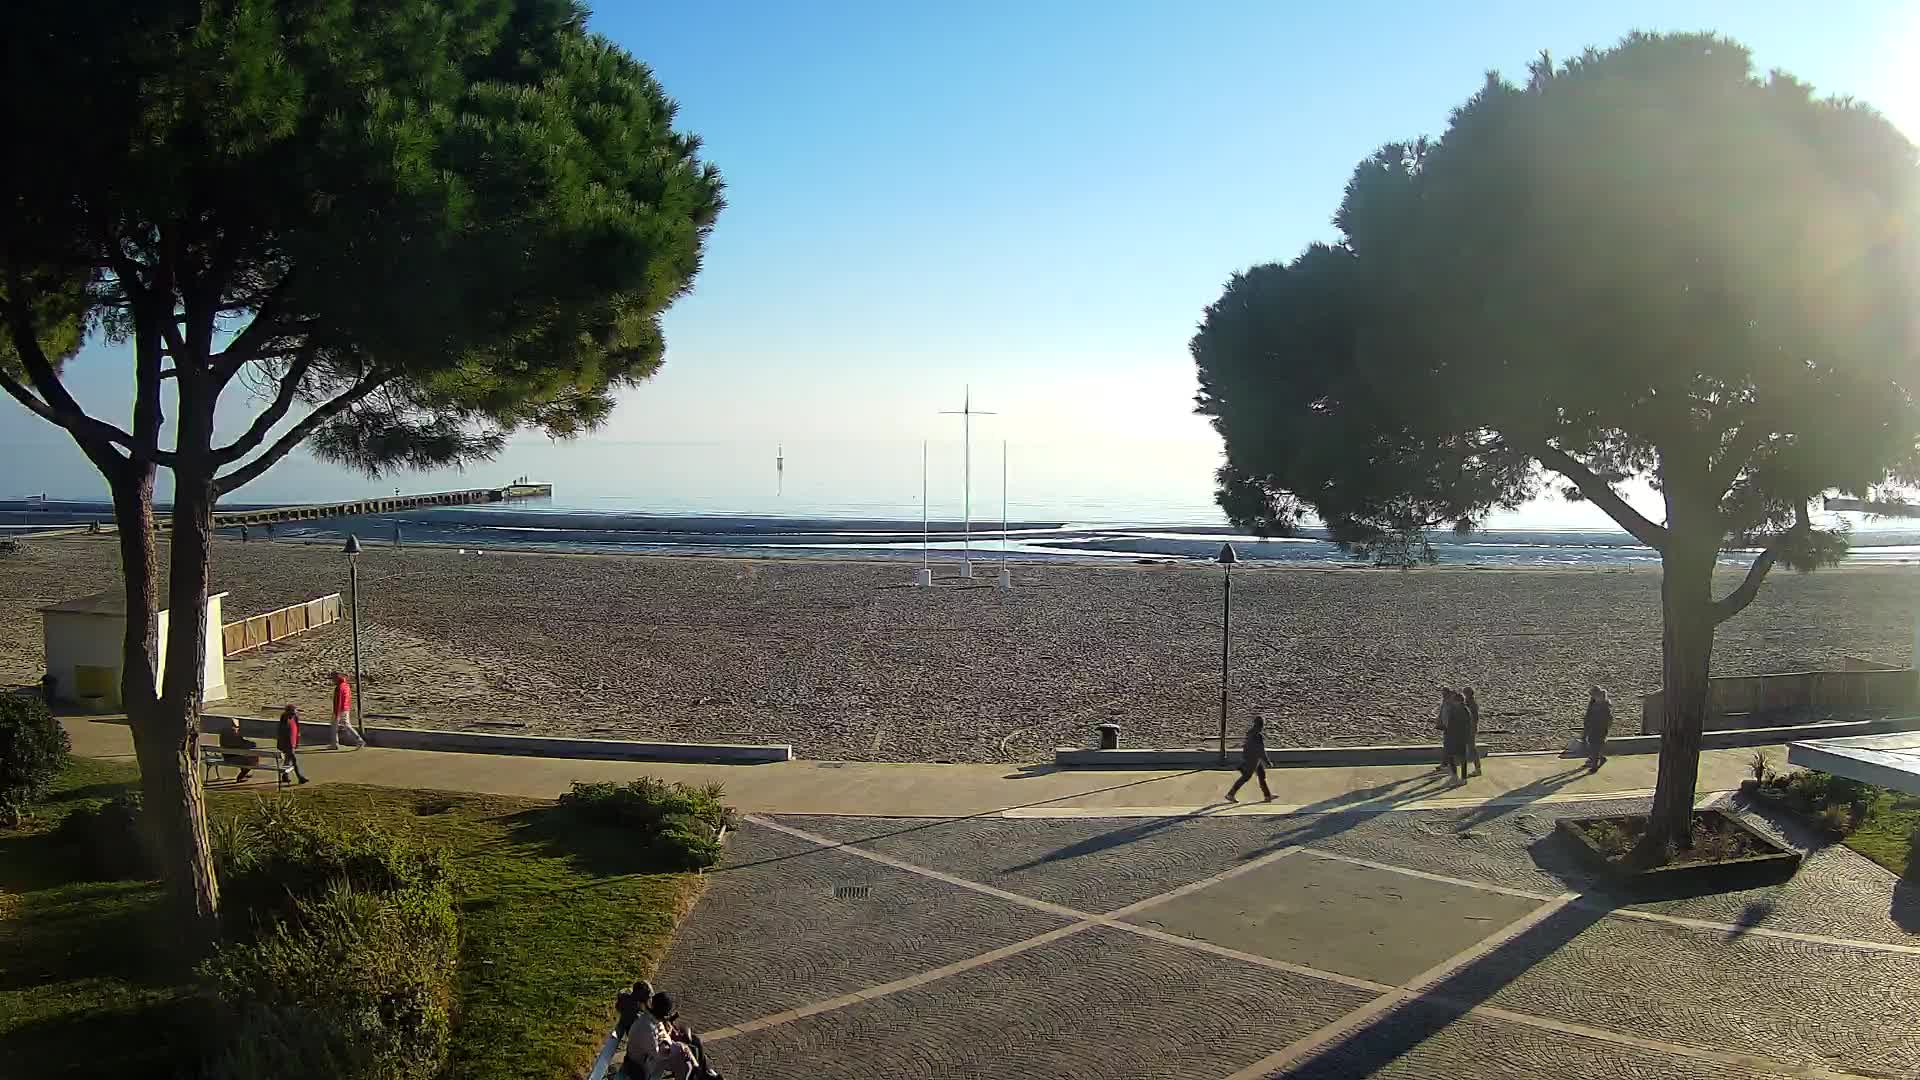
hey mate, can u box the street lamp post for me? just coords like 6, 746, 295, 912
344, 534, 365, 747
1216, 542, 1238, 764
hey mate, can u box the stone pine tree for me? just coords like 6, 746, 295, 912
1194, 33, 1920, 853
0, 0, 723, 932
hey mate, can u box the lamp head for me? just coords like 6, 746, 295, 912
1216, 542, 1238, 566
343, 534, 364, 556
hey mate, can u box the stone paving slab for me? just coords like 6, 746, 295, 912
1276, 999, 1803, 1080
777, 812, 1287, 910
708, 924, 1378, 1080
1298, 794, 1920, 946
652, 821, 1072, 1028
1124, 851, 1545, 985
1439, 902, 1920, 1078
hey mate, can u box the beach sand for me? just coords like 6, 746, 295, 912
4, 534, 1918, 762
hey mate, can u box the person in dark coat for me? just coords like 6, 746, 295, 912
1440, 689, 1473, 784
1461, 687, 1483, 778
1583, 686, 1613, 772
276, 705, 310, 785
218, 716, 261, 782
1225, 715, 1274, 802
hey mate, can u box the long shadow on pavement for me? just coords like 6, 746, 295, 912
1278, 899, 1612, 1078
1249, 772, 1456, 854
712, 769, 1205, 874
1446, 766, 1588, 833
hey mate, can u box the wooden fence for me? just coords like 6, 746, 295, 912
222, 593, 342, 657
1640, 666, 1920, 733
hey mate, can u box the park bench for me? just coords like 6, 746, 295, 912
198, 742, 296, 784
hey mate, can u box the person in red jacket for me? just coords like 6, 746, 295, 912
277, 705, 310, 785
330, 672, 364, 747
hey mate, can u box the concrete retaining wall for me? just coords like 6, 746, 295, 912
1640, 668, 1919, 733
1055, 743, 1491, 768
199, 714, 789, 763
1055, 716, 1920, 768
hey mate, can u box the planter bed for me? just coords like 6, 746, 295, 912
1557, 808, 1801, 885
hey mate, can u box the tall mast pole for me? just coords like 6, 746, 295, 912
922, 439, 929, 572
940, 386, 994, 580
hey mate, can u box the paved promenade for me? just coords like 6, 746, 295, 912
65, 716, 1759, 818
67, 717, 1918, 1077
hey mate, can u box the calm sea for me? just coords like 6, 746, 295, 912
5, 437, 1917, 567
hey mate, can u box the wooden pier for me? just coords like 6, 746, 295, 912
213, 483, 551, 528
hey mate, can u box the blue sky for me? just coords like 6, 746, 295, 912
7, 1, 1918, 515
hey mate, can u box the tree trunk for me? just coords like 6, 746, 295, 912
153, 443, 222, 936
1646, 534, 1718, 853
106, 459, 219, 936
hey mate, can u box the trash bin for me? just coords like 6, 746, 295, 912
1096, 723, 1120, 750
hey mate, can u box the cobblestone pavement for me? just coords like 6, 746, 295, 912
654, 796, 1919, 1079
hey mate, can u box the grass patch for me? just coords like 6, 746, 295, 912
1, 757, 705, 1079
1843, 797, 1919, 879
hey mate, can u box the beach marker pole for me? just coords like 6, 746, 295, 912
915, 440, 933, 587
998, 440, 1011, 589
940, 386, 994, 579
1216, 542, 1238, 764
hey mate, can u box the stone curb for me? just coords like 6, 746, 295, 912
198, 713, 792, 763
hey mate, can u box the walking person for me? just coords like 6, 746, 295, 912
330, 672, 364, 747
1434, 687, 1456, 776
1461, 687, 1484, 778
1440, 689, 1473, 784
276, 705, 310, 785
1583, 686, 1613, 772
1224, 715, 1275, 802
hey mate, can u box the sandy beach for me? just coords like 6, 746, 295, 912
4, 534, 1918, 762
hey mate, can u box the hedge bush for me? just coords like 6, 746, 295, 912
201, 802, 459, 1080
0, 693, 69, 826
558, 777, 734, 870
52, 791, 158, 879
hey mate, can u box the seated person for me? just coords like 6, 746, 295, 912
648, 993, 720, 1080
217, 717, 261, 781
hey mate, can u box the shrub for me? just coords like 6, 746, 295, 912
1746, 750, 1774, 785
0, 693, 69, 825
1820, 802, 1856, 838
201, 802, 459, 1080
214, 799, 448, 935
558, 777, 734, 870
52, 791, 158, 879
201, 880, 459, 1080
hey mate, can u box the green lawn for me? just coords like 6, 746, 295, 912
0, 756, 703, 1079
1844, 795, 1919, 880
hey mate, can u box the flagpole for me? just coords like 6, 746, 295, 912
922, 440, 929, 573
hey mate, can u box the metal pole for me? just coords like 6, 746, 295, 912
1001, 439, 1008, 567
922, 440, 930, 572
1219, 563, 1232, 764
349, 556, 364, 746
963, 390, 972, 578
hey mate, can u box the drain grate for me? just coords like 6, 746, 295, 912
832, 884, 871, 900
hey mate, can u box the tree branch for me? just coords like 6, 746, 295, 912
213, 370, 393, 495
1713, 500, 1812, 624
1, 281, 142, 461
1529, 440, 1669, 550
1712, 545, 1778, 624
1709, 422, 1772, 498
213, 347, 315, 464
210, 272, 297, 383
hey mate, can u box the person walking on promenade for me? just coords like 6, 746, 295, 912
277, 705, 310, 785
1461, 687, 1484, 778
1434, 687, 1456, 776
330, 672, 364, 747
1225, 715, 1275, 802
1583, 686, 1614, 772
1440, 689, 1473, 784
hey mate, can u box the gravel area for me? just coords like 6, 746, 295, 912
4, 534, 1919, 762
